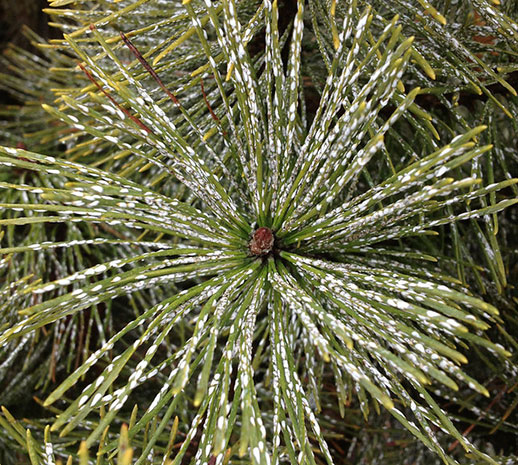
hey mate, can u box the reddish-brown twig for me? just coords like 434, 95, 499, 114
78, 61, 152, 134
448, 384, 507, 452
120, 31, 228, 138
120, 31, 181, 107
200, 77, 226, 135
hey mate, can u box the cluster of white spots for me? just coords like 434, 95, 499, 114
279, 251, 494, 412
43, 439, 54, 465
269, 290, 334, 464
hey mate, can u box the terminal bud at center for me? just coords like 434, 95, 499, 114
249, 227, 274, 256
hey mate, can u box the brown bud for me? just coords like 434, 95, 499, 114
249, 227, 274, 256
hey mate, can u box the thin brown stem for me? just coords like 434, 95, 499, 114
120, 31, 181, 107
77, 61, 152, 134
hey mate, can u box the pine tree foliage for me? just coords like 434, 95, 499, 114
0, 0, 517, 464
